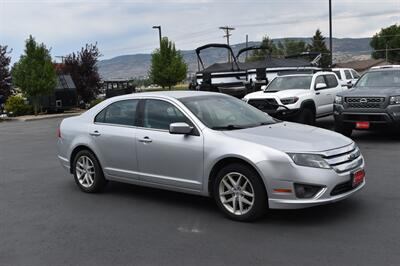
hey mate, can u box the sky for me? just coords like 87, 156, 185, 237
0, 0, 399, 63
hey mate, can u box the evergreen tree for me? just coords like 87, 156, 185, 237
12, 36, 57, 115
0, 45, 12, 103
308, 29, 331, 67
247, 36, 281, 62
149, 37, 187, 89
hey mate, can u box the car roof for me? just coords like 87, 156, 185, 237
367, 67, 400, 73
106, 90, 224, 101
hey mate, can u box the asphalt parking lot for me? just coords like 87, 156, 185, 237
1, 117, 400, 266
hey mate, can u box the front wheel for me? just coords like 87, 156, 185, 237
73, 150, 107, 193
213, 164, 268, 222
335, 122, 353, 137
297, 108, 316, 125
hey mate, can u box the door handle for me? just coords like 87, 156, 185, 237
89, 130, 101, 137
326, 94, 331, 96
138, 136, 152, 143
316, 92, 321, 95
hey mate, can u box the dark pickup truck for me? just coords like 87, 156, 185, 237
333, 66, 400, 137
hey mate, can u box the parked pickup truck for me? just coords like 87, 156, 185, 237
243, 72, 344, 125
334, 65, 400, 137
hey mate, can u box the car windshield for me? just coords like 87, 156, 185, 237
180, 95, 277, 130
356, 70, 400, 87
266, 76, 312, 91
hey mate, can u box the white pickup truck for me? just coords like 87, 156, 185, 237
243, 72, 344, 125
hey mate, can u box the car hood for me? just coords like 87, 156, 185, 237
246, 89, 308, 99
222, 122, 352, 153
339, 87, 400, 97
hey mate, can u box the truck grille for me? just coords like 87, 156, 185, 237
248, 99, 278, 112
321, 143, 363, 173
345, 97, 385, 109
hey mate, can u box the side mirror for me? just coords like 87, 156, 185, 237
169, 122, 193, 135
315, 83, 327, 90
347, 83, 353, 89
261, 85, 268, 91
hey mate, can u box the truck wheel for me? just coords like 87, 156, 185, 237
213, 163, 268, 222
298, 108, 315, 125
335, 123, 353, 137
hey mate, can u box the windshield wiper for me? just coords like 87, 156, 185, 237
211, 125, 246, 130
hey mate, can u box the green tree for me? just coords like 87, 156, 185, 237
277, 39, 308, 56
0, 45, 12, 102
247, 36, 281, 62
370, 24, 400, 62
150, 37, 187, 90
308, 29, 331, 67
63, 43, 101, 102
12, 35, 57, 115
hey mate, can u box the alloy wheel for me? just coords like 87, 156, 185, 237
75, 155, 95, 188
219, 172, 255, 215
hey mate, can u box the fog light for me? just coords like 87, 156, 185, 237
294, 184, 323, 199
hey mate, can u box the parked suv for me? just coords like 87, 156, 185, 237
243, 72, 344, 125
332, 68, 360, 88
334, 66, 400, 136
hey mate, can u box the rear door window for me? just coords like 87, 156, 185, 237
344, 70, 352, 79
325, 74, 339, 88
95, 100, 139, 126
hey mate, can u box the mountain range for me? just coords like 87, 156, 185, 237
97, 37, 373, 80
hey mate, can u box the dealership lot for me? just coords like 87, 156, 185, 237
1, 117, 400, 266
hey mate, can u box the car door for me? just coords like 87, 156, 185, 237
91, 99, 140, 180
136, 98, 204, 190
323, 74, 342, 114
313, 75, 332, 116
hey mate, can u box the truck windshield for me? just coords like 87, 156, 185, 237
180, 95, 276, 130
266, 76, 312, 91
356, 70, 400, 87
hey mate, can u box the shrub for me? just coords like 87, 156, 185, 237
5, 95, 33, 116
89, 98, 103, 108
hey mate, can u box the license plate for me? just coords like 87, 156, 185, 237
356, 121, 370, 129
352, 169, 365, 188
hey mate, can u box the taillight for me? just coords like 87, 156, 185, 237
57, 127, 61, 138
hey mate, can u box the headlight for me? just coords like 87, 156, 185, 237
280, 97, 299, 105
335, 96, 343, 104
389, 96, 400, 105
287, 153, 331, 169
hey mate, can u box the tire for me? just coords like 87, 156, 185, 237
297, 108, 316, 125
335, 122, 353, 137
72, 150, 107, 193
213, 163, 268, 222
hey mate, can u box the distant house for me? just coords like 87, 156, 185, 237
38, 74, 77, 112
335, 59, 399, 74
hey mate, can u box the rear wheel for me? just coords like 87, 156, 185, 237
73, 150, 107, 193
213, 164, 267, 222
297, 108, 316, 125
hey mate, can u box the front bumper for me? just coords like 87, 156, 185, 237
334, 104, 400, 128
256, 146, 365, 209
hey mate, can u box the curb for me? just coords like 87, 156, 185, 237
1, 112, 83, 122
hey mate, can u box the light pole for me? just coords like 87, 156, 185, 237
152, 25, 162, 48
329, 0, 333, 66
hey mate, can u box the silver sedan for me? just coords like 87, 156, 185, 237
57, 91, 365, 221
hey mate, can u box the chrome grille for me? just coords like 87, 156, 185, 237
345, 97, 385, 109
321, 143, 363, 173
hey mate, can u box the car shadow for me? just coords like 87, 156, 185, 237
98, 180, 366, 225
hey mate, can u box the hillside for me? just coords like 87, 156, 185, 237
97, 37, 372, 79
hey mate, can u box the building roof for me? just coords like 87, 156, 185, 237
334, 59, 397, 72
56, 75, 76, 90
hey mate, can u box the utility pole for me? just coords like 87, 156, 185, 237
152, 25, 162, 48
219, 26, 235, 62
329, 0, 333, 67
246, 34, 249, 61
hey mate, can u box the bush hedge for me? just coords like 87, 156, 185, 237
5, 95, 33, 116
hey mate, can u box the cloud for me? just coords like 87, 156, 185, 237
1, 0, 399, 62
